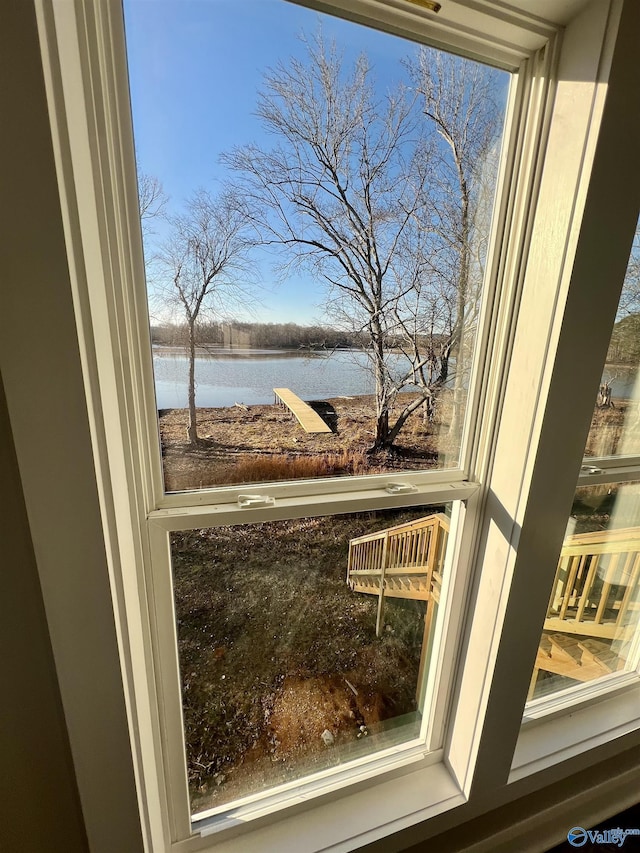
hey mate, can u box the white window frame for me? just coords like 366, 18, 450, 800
24, 0, 640, 851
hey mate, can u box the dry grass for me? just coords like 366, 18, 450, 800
159, 392, 455, 491
583, 400, 640, 458
209, 448, 370, 483
160, 449, 375, 492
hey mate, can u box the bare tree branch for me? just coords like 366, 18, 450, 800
223, 33, 503, 450
155, 189, 255, 443
137, 170, 168, 224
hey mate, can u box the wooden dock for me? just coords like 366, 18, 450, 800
273, 387, 332, 434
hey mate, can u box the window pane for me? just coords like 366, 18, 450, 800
528, 481, 640, 702
584, 220, 640, 459
169, 505, 452, 816
124, 0, 510, 492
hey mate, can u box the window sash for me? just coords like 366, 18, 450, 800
523, 466, 640, 718
131, 29, 524, 512
286, 0, 557, 70
148, 497, 468, 835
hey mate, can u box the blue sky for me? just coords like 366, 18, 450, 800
123, 1, 507, 325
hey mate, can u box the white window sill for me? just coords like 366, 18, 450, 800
175, 757, 465, 853
512, 676, 640, 783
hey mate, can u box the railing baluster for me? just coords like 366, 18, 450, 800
594, 552, 620, 624
559, 554, 583, 619
618, 551, 640, 627
571, 554, 588, 608
376, 531, 390, 638
551, 554, 569, 612
419, 527, 428, 568
576, 555, 600, 623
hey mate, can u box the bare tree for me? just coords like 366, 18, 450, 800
157, 190, 253, 444
223, 34, 441, 448
137, 169, 169, 311
224, 34, 503, 451
617, 223, 640, 317
410, 48, 504, 439
597, 375, 617, 408
138, 171, 167, 220
600, 220, 640, 370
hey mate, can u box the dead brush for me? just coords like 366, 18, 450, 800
324, 448, 370, 475
163, 452, 376, 489
215, 453, 340, 482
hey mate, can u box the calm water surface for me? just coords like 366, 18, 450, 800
153, 348, 638, 410
153, 348, 379, 409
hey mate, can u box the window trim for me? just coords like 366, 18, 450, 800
513, 681, 640, 783
447, 0, 640, 798
29, 0, 640, 850
288, 0, 558, 70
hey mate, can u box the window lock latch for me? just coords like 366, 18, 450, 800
237, 494, 276, 509
580, 465, 603, 475
384, 482, 418, 495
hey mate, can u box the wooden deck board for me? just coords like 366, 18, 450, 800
273, 387, 332, 433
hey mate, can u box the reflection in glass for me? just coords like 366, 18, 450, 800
528, 482, 640, 701
170, 506, 450, 815
584, 222, 640, 459
124, 0, 510, 491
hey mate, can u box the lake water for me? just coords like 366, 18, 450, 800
153, 347, 380, 409
152, 347, 640, 410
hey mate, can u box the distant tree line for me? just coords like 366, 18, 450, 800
606, 224, 640, 366
608, 313, 640, 365
149, 320, 437, 351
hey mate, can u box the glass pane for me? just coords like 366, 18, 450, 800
124, 0, 510, 492
528, 481, 640, 702
169, 505, 452, 816
585, 219, 640, 458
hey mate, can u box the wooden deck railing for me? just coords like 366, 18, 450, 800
545, 526, 640, 639
530, 526, 640, 693
347, 513, 449, 636
347, 514, 640, 690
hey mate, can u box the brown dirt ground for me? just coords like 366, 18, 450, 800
172, 513, 428, 814
583, 399, 640, 458
159, 391, 459, 491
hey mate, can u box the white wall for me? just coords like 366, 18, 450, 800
0, 2, 143, 850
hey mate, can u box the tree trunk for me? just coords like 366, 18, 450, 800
187, 320, 199, 445
422, 395, 435, 424
386, 393, 429, 447
371, 315, 391, 449
375, 408, 389, 447
597, 382, 614, 408
449, 189, 470, 441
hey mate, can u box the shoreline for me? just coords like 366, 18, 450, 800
157, 393, 637, 492
158, 391, 453, 491
153, 343, 332, 360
